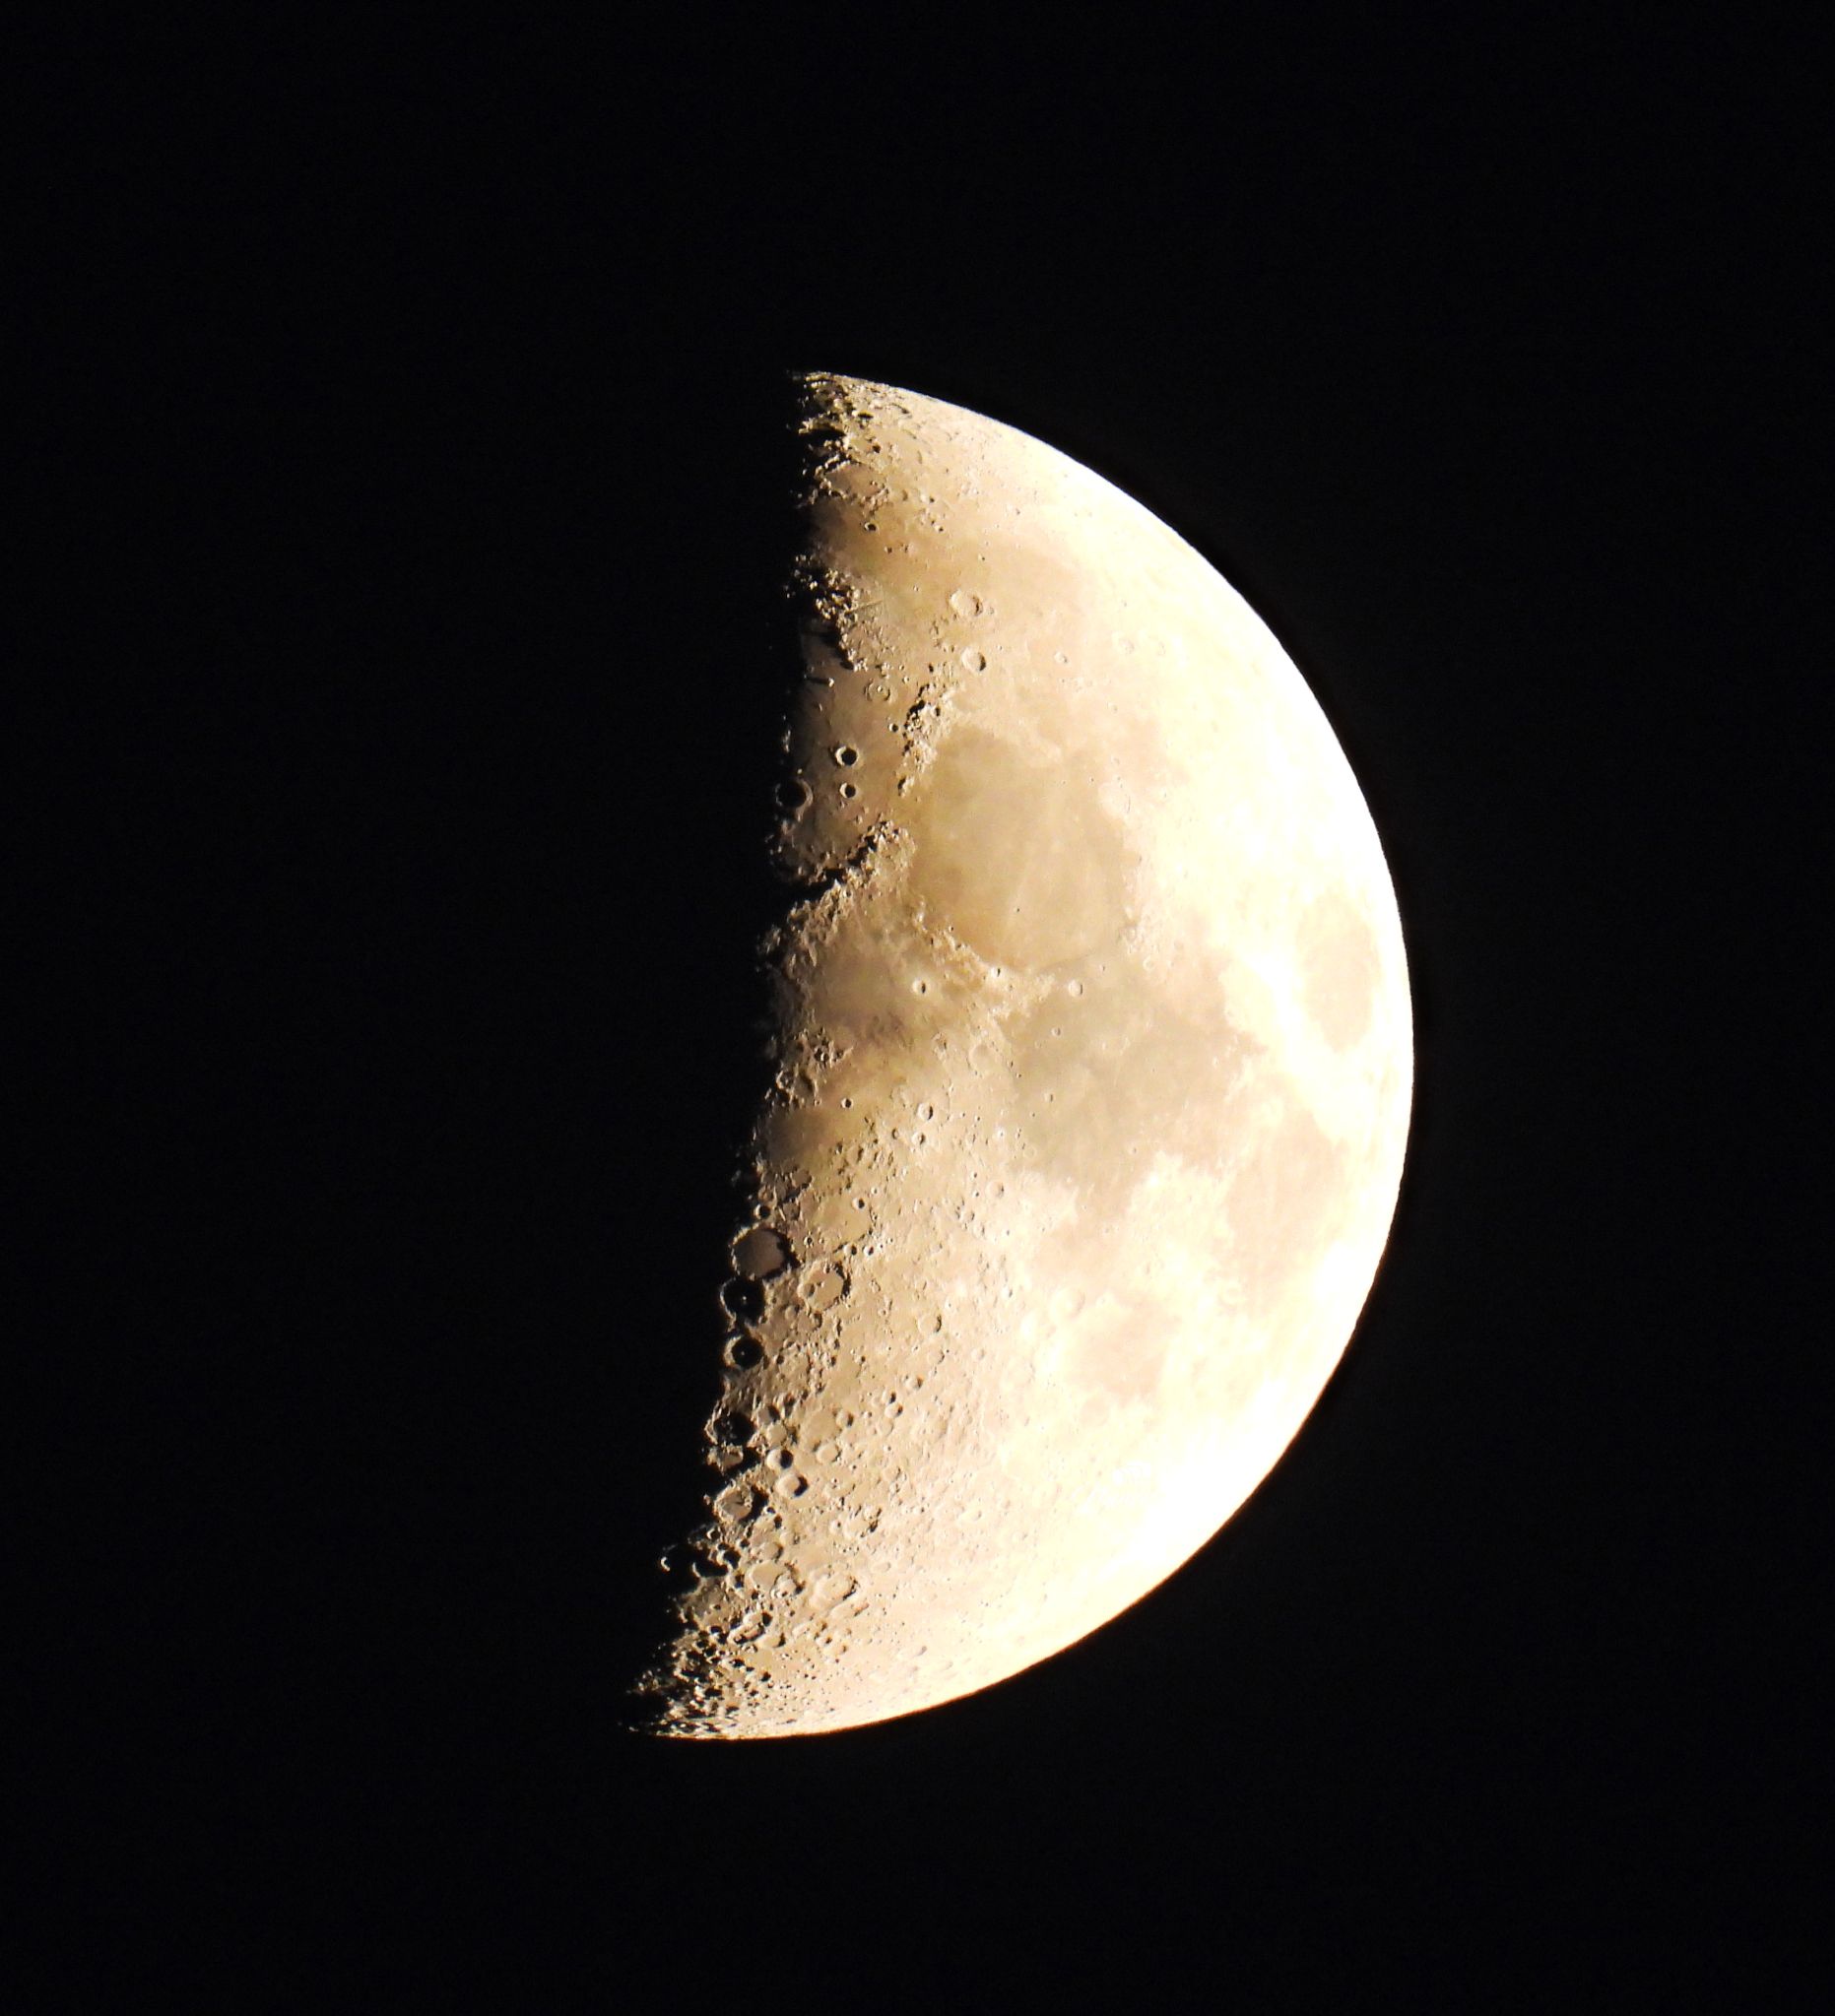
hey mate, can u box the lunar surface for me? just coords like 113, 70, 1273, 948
632, 373, 1411, 1738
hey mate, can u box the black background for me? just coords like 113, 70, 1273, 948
18, 17, 1828, 2007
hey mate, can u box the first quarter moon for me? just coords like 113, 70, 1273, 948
634, 373, 1412, 1738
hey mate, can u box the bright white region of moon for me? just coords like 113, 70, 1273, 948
634, 372, 1412, 1738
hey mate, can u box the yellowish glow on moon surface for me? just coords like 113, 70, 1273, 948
636, 373, 1412, 1738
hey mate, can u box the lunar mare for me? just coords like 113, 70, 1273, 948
635, 373, 1411, 1737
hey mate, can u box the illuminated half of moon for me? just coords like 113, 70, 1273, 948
634, 373, 1412, 1738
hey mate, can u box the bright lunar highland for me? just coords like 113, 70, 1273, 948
634, 373, 1412, 1737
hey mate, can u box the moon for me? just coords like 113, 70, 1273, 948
633, 372, 1411, 1737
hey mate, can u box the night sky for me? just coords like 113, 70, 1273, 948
20, 19, 1825, 2005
